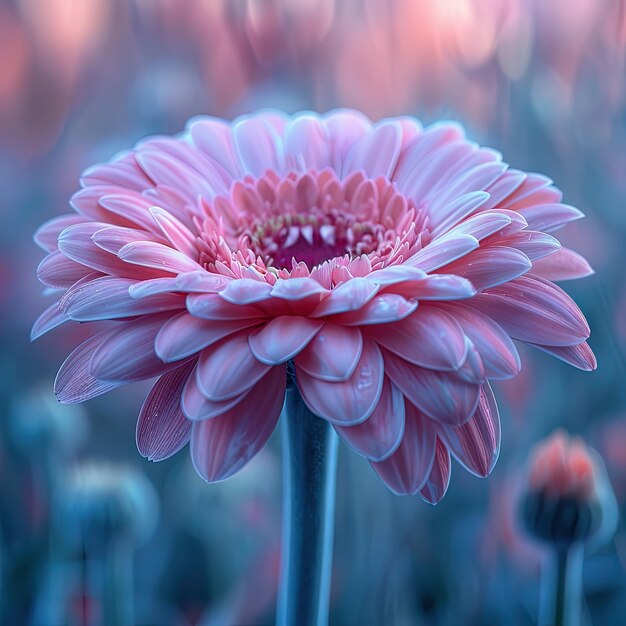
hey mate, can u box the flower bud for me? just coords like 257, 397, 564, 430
521, 430, 616, 548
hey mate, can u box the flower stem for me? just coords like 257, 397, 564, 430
87, 538, 133, 626
277, 384, 339, 626
541, 543, 584, 626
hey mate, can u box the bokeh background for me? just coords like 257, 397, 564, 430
2, 0, 626, 624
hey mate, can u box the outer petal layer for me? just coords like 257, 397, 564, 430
190, 365, 286, 481
296, 340, 384, 425
136, 362, 194, 461
370, 401, 437, 495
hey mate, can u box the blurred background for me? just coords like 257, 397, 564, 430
1, 0, 626, 624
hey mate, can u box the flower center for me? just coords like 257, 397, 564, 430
198, 168, 425, 277
246, 213, 383, 270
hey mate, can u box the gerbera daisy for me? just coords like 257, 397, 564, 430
33, 109, 594, 503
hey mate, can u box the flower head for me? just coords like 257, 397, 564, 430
34, 110, 595, 503
522, 430, 616, 546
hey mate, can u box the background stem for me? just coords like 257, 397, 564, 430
87, 538, 133, 626
541, 543, 584, 626
277, 385, 339, 626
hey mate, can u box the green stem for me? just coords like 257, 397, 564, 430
276, 384, 339, 626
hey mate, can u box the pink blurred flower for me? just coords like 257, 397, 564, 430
33, 110, 594, 502
528, 430, 597, 501
522, 430, 617, 547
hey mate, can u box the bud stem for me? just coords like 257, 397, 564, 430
276, 384, 339, 626
541, 543, 584, 626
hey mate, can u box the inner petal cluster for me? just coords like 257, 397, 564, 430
198, 168, 426, 276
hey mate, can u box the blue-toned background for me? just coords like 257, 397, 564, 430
1, 1, 626, 624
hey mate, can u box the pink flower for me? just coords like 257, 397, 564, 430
528, 430, 597, 501
33, 110, 595, 503
522, 430, 617, 546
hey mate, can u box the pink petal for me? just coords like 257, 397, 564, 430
284, 115, 330, 170
370, 401, 437, 495
419, 438, 452, 504
468, 275, 590, 346
333, 294, 418, 325
428, 162, 506, 216
397, 116, 423, 145
146, 184, 205, 226
296, 340, 384, 425
70, 187, 128, 223
440, 246, 531, 291
92, 226, 164, 254
438, 303, 520, 379
175, 270, 233, 292
55, 332, 124, 403
437, 383, 500, 477
367, 266, 427, 286
295, 323, 363, 382
507, 176, 562, 209
136, 362, 195, 461
34, 214, 86, 252
406, 234, 479, 272
530, 248, 594, 281
497, 230, 561, 260
517, 203, 584, 232
37, 251, 91, 288
196, 333, 271, 401
526, 341, 597, 371
233, 117, 284, 176
389, 274, 476, 300
310, 277, 379, 317
136, 150, 218, 200
156, 312, 260, 363
149, 207, 199, 258
455, 338, 486, 383
60, 277, 183, 321
446, 210, 514, 241
81, 153, 151, 191
343, 120, 402, 178
90, 313, 173, 382
219, 279, 273, 305
129, 277, 180, 298
31, 302, 69, 340
137, 136, 230, 192
393, 139, 474, 203
383, 351, 480, 426
98, 193, 166, 232
335, 378, 405, 462
249, 317, 324, 365
186, 293, 263, 320
324, 109, 372, 174
117, 241, 203, 274
190, 365, 286, 482
393, 122, 465, 191
429, 191, 491, 237
189, 116, 241, 178
59, 222, 158, 277
182, 367, 252, 420
366, 307, 467, 370
482, 170, 527, 209
270, 277, 329, 301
